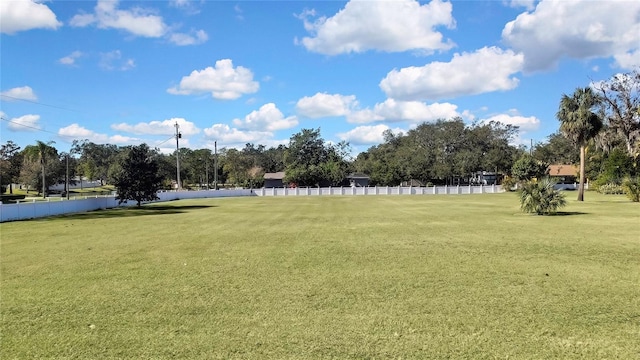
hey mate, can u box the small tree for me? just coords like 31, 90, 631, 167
113, 144, 162, 207
518, 178, 567, 215
557, 87, 603, 201
511, 154, 548, 181
622, 177, 640, 202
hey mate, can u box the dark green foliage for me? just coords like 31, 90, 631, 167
113, 144, 162, 207
0, 141, 22, 194
511, 154, 548, 181
517, 178, 567, 215
284, 128, 351, 186
353, 118, 521, 186
533, 132, 579, 164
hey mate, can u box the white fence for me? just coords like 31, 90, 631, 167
1, 185, 502, 222
258, 185, 502, 197
0, 189, 254, 223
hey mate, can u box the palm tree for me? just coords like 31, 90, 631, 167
23, 141, 56, 198
557, 87, 603, 201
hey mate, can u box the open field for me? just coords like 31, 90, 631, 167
1, 193, 639, 359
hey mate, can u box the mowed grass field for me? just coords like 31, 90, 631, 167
1, 193, 639, 359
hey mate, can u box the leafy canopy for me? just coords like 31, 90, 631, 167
113, 144, 162, 207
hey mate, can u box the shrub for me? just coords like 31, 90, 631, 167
622, 177, 640, 202
597, 183, 625, 195
501, 176, 518, 192
517, 178, 567, 215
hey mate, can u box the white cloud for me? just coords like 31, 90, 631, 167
1, 86, 37, 101
505, 0, 537, 11
614, 50, 640, 70
337, 124, 405, 145
99, 50, 135, 71
111, 118, 200, 136
70, 0, 167, 37
481, 113, 540, 132
347, 99, 460, 124
58, 123, 140, 144
297, 0, 455, 55
7, 114, 41, 131
0, 0, 61, 34
232, 103, 298, 131
203, 124, 273, 145
502, 0, 640, 71
169, 29, 208, 46
59, 51, 84, 66
380, 47, 524, 101
167, 59, 259, 100
296, 93, 357, 118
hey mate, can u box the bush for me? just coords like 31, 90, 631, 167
597, 183, 625, 195
517, 178, 567, 215
501, 176, 518, 192
622, 177, 640, 202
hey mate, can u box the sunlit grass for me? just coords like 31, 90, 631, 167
1, 193, 638, 358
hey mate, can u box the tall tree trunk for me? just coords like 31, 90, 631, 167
41, 161, 46, 199
577, 145, 586, 201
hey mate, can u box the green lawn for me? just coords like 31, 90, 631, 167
1, 193, 639, 359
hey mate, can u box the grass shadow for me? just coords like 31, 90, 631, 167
548, 211, 589, 216
55, 204, 216, 220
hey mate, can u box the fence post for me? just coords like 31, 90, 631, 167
492, 184, 496, 193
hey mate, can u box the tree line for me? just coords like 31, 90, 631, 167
1, 69, 638, 203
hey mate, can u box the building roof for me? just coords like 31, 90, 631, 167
264, 171, 286, 180
548, 164, 578, 177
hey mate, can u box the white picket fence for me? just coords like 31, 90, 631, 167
0, 185, 502, 222
258, 185, 501, 196
0, 189, 253, 223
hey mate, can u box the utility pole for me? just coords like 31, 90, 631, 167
214, 141, 218, 190
66, 153, 70, 200
205, 157, 209, 190
175, 122, 182, 190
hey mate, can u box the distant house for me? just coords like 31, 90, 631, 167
548, 164, 578, 184
264, 172, 286, 188
347, 173, 370, 187
401, 179, 423, 187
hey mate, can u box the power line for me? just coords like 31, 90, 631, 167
0, 116, 77, 140
0, 94, 81, 112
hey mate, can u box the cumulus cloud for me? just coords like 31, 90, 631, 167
614, 50, 640, 70
70, 0, 167, 37
59, 51, 84, 66
337, 124, 405, 145
0, 0, 62, 34
111, 118, 200, 136
297, 0, 455, 55
296, 93, 358, 118
481, 113, 541, 132
380, 47, 524, 101
167, 59, 259, 100
58, 123, 140, 144
502, 0, 640, 71
169, 29, 208, 46
7, 114, 41, 131
232, 103, 298, 131
69, 0, 207, 44
347, 99, 460, 124
203, 123, 273, 145
1, 86, 38, 101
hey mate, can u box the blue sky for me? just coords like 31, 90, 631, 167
1, 0, 639, 155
